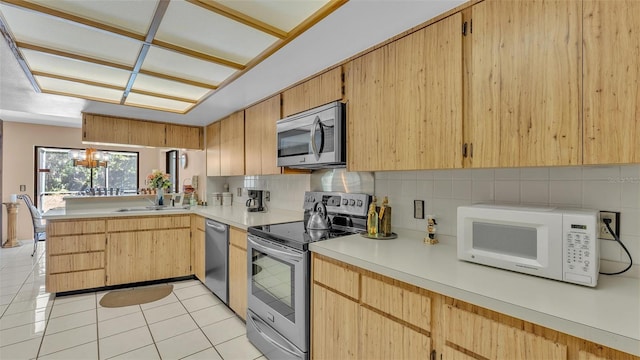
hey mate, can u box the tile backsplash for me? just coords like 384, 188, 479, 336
207, 174, 310, 211
207, 165, 639, 277
374, 165, 640, 277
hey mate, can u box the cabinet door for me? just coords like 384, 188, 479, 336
165, 124, 203, 150
82, 114, 130, 144
346, 13, 463, 171
153, 229, 191, 280
129, 121, 166, 147
206, 122, 221, 176
312, 284, 359, 360
220, 111, 245, 176
467, 0, 581, 167
360, 306, 404, 359
107, 232, 155, 285
583, 0, 640, 164
245, 95, 281, 175
282, 67, 342, 117
193, 228, 205, 282
229, 228, 247, 319
228, 242, 247, 320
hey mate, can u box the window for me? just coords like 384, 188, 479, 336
36, 147, 139, 212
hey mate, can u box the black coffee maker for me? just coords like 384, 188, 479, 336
245, 190, 264, 212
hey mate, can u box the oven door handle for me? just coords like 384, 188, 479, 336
248, 312, 302, 358
248, 236, 303, 262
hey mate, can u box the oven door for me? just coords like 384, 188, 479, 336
277, 102, 344, 168
247, 234, 309, 352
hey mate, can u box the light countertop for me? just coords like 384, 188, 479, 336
310, 229, 640, 357
43, 205, 303, 230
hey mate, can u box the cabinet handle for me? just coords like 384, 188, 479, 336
470, 143, 474, 158
462, 143, 468, 158
462, 21, 468, 36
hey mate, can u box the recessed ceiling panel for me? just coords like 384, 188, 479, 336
156, 0, 278, 64
0, 4, 141, 66
24, 0, 159, 35
143, 46, 237, 86
132, 74, 209, 100
125, 93, 193, 113
217, 0, 330, 32
21, 49, 130, 88
35, 76, 123, 103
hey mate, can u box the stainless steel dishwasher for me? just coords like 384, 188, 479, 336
205, 218, 229, 304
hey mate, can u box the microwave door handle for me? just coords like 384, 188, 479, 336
310, 115, 323, 161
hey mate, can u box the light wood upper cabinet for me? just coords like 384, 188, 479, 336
583, 0, 640, 164
466, 0, 582, 168
128, 120, 166, 148
228, 227, 247, 320
345, 13, 463, 171
282, 67, 342, 117
220, 111, 245, 176
83, 113, 202, 149
165, 124, 203, 150
83, 114, 130, 145
206, 121, 221, 177
245, 95, 282, 175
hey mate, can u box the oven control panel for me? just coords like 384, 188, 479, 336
303, 191, 371, 217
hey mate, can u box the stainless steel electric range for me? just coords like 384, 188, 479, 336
246, 191, 371, 360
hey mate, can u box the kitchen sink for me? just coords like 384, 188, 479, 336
115, 206, 189, 212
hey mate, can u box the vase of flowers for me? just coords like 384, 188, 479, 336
147, 170, 171, 206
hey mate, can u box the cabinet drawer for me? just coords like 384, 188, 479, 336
49, 252, 104, 274
193, 216, 205, 231
46, 269, 105, 293
313, 255, 359, 299
107, 217, 158, 232
157, 215, 190, 229
48, 220, 105, 236
229, 227, 247, 250
444, 305, 566, 360
361, 274, 430, 331
48, 234, 105, 255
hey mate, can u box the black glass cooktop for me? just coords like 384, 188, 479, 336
248, 221, 357, 251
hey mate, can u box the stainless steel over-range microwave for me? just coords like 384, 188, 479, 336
457, 204, 600, 287
276, 101, 346, 169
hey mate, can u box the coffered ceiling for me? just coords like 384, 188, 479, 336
0, 0, 343, 114
0, 0, 466, 127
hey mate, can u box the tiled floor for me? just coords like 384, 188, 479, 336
0, 240, 264, 360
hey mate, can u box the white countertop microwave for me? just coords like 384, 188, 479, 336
457, 204, 599, 287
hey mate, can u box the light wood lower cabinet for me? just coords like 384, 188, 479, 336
46, 219, 107, 293
192, 216, 205, 282
106, 229, 191, 286
312, 283, 359, 360
312, 253, 638, 360
228, 227, 247, 320
312, 254, 433, 360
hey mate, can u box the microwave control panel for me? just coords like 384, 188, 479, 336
562, 213, 599, 287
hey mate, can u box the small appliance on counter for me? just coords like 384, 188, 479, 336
245, 190, 265, 212
246, 191, 371, 360
457, 204, 599, 287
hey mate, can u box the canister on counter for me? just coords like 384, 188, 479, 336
210, 192, 222, 206
222, 192, 233, 206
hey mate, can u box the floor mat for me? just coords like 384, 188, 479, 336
99, 284, 173, 308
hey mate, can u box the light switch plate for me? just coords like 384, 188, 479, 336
237, 187, 242, 197
414, 200, 424, 219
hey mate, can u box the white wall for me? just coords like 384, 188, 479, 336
374, 165, 640, 277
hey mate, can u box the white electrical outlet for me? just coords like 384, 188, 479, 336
599, 211, 620, 241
